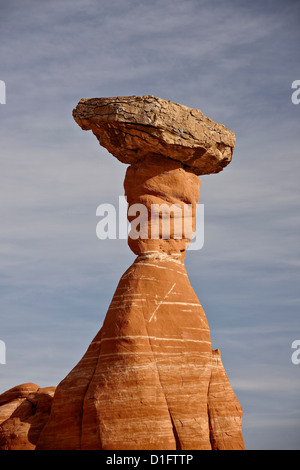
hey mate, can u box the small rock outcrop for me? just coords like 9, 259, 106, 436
0, 96, 244, 450
0, 384, 55, 449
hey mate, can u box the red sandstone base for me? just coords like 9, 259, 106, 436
37, 255, 244, 450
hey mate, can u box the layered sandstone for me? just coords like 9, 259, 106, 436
72, 95, 235, 175
0, 383, 40, 426
124, 154, 200, 255
0, 384, 55, 449
0, 95, 244, 450
208, 349, 244, 450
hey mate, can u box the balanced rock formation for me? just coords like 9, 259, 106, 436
37, 96, 244, 450
72, 95, 235, 175
0, 96, 244, 450
0, 384, 55, 449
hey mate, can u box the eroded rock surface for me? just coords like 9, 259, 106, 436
0, 95, 244, 450
73, 95, 235, 175
124, 154, 200, 255
0, 384, 55, 449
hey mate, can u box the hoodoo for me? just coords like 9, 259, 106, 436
0, 96, 244, 450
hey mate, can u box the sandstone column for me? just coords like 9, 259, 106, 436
36, 95, 244, 450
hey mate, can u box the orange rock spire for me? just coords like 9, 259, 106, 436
0, 96, 244, 450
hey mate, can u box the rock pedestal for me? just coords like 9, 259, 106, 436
0, 96, 245, 450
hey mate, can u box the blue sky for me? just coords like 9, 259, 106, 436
0, 0, 299, 450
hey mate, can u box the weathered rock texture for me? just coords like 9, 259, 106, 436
0, 384, 55, 449
124, 154, 200, 255
37, 255, 244, 450
0, 95, 244, 450
73, 95, 235, 175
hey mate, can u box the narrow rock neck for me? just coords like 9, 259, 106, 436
123, 154, 201, 257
